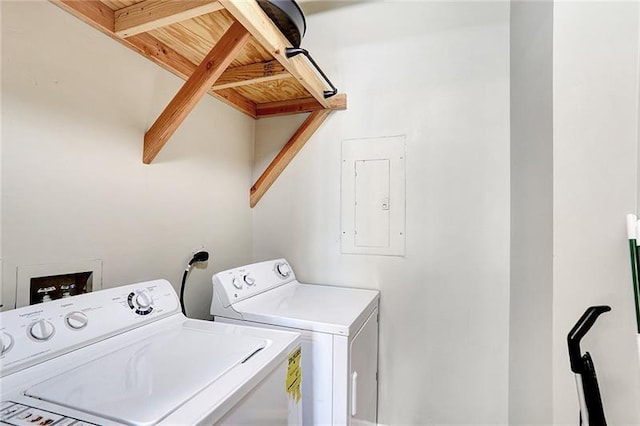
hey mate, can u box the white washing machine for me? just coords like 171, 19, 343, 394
211, 259, 380, 426
0, 279, 302, 425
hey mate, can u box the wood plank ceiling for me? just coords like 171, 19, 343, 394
50, 0, 347, 206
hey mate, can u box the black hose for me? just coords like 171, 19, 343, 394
179, 250, 209, 317
180, 269, 189, 316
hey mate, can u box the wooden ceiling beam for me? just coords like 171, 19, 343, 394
144, 21, 251, 164
114, 0, 224, 38
211, 60, 287, 90
49, 0, 256, 117
256, 93, 347, 118
250, 109, 332, 207
220, 0, 331, 108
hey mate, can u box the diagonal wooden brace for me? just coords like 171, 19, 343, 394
143, 21, 250, 164
250, 109, 332, 207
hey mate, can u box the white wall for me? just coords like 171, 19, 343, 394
1, 1, 255, 319
553, 1, 640, 424
0, 0, 4, 308
254, 2, 511, 424
509, 1, 553, 423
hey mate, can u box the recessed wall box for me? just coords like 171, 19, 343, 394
341, 136, 406, 256
16, 260, 103, 308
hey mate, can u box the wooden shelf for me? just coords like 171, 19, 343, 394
50, 0, 347, 206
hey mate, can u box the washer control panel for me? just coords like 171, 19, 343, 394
0, 280, 179, 377
212, 258, 296, 308
0, 400, 98, 426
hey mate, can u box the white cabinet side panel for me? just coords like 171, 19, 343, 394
349, 311, 379, 425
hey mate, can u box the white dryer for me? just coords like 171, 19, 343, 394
211, 259, 380, 426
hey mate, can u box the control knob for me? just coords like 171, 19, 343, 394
65, 311, 89, 330
232, 276, 243, 289
135, 291, 152, 309
29, 319, 55, 341
275, 262, 291, 278
243, 275, 256, 286
0, 332, 14, 355
127, 290, 154, 316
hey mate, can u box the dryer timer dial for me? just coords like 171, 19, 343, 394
275, 262, 291, 278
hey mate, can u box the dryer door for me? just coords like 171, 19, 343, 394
349, 309, 379, 425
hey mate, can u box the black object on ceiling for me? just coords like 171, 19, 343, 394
256, 0, 307, 48
256, 0, 337, 98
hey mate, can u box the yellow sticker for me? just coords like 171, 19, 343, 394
286, 346, 302, 403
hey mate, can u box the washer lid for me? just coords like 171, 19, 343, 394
24, 328, 266, 426
229, 282, 379, 336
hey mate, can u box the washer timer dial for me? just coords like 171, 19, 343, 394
127, 290, 154, 316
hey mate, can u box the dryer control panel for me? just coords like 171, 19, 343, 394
212, 259, 296, 308
0, 280, 180, 377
